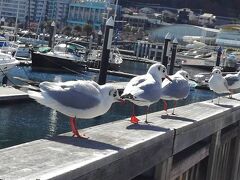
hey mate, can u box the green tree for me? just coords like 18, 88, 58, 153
83, 24, 93, 37
73, 25, 82, 36
62, 26, 72, 36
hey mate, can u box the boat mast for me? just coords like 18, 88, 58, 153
28, 0, 31, 30
14, 0, 20, 36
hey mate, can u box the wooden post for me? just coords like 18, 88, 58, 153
89, 35, 93, 51
206, 131, 221, 180
136, 41, 140, 59
144, 43, 149, 58
216, 46, 222, 67
154, 157, 173, 180
231, 122, 240, 180
98, 16, 114, 85
169, 38, 178, 75
48, 21, 56, 48
162, 33, 172, 67
97, 30, 102, 46
42, 28, 46, 42
0, 17, 5, 27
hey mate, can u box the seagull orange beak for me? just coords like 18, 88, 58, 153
165, 75, 173, 82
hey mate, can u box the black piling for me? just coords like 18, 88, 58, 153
48, 21, 56, 48
169, 38, 178, 75
98, 16, 114, 85
216, 46, 222, 67
97, 30, 103, 46
162, 33, 172, 67
0, 17, 5, 27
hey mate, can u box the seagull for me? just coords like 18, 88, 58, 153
208, 68, 230, 104
28, 80, 121, 138
224, 71, 240, 98
121, 63, 172, 124
161, 70, 190, 115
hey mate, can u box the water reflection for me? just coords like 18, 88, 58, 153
48, 109, 58, 137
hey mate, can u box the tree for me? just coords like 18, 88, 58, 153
73, 25, 82, 36
83, 24, 93, 37
62, 26, 72, 36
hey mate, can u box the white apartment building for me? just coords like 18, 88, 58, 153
0, 0, 70, 25
34, 0, 70, 23
0, 0, 31, 23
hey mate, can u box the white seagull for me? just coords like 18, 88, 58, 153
121, 63, 172, 124
28, 80, 121, 138
208, 68, 230, 104
161, 70, 190, 115
224, 71, 240, 97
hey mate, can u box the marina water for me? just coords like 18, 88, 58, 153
0, 62, 213, 149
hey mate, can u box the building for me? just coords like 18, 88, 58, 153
0, 0, 30, 23
33, 0, 70, 23
67, 0, 109, 29
198, 13, 216, 27
216, 24, 240, 47
0, 0, 70, 28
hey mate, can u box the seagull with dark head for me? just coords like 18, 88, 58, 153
121, 63, 172, 124
28, 80, 121, 138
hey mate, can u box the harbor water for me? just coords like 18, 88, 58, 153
0, 62, 213, 149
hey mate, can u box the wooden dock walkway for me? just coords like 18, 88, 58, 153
0, 94, 240, 179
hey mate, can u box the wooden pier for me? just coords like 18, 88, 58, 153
0, 94, 240, 179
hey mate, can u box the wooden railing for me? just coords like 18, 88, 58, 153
0, 94, 240, 180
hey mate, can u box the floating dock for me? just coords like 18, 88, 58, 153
0, 94, 240, 179
0, 86, 29, 102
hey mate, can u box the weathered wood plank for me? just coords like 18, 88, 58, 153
206, 131, 221, 180
170, 145, 209, 180
154, 157, 173, 180
0, 116, 174, 180
230, 122, 240, 180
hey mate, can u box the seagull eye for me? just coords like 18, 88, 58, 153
162, 69, 165, 73
158, 66, 161, 71
113, 91, 117, 97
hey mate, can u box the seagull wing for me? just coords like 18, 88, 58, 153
224, 75, 239, 86
122, 75, 148, 95
223, 78, 230, 91
40, 81, 101, 109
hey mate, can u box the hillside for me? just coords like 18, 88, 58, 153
120, 0, 240, 17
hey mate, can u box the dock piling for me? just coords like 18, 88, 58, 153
48, 21, 56, 48
98, 16, 114, 85
216, 46, 222, 67
169, 38, 178, 75
162, 33, 172, 67
97, 30, 103, 46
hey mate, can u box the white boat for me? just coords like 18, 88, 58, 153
87, 48, 123, 71
0, 52, 19, 76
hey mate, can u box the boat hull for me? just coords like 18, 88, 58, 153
32, 52, 121, 72
31, 52, 88, 73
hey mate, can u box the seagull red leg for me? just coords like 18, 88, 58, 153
163, 100, 168, 114
70, 117, 88, 138
130, 104, 140, 124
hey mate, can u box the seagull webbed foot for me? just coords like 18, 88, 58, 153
130, 115, 140, 124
